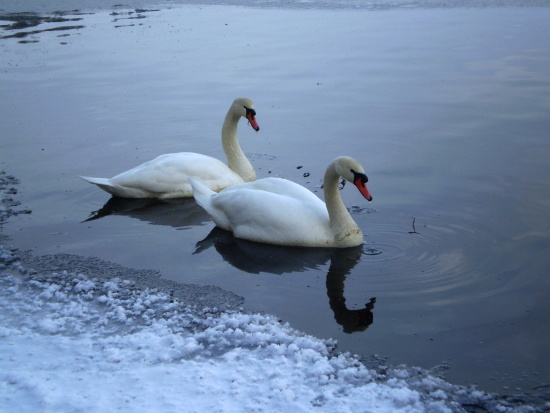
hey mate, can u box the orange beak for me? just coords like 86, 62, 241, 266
246, 112, 260, 131
354, 176, 373, 201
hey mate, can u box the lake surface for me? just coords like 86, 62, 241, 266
1, 3, 549, 395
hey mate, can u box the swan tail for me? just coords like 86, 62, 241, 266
80, 176, 125, 197
190, 179, 234, 231
80, 176, 112, 186
189, 177, 235, 230
188, 177, 216, 210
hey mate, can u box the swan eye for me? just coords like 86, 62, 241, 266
351, 169, 368, 184
244, 106, 256, 117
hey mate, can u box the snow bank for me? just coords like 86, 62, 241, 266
1, 245, 542, 413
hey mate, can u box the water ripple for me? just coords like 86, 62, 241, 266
358, 212, 505, 304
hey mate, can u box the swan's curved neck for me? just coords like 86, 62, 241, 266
324, 161, 363, 246
222, 110, 255, 182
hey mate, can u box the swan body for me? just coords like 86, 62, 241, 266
190, 156, 373, 248
81, 97, 260, 199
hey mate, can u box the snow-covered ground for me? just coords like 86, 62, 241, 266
1, 172, 546, 413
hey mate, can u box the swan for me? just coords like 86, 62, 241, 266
189, 156, 373, 248
80, 97, 260, 199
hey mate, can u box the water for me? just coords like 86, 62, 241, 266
1, 3, 549, 396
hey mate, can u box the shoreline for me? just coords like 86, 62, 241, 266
0, 171, 244, 313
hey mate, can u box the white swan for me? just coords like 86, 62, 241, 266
80, 97, 260, 199
189, 156, 373, 248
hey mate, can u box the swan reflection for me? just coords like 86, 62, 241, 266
195, 227, 376, 333
83, 196, 210, 228
326, 250, 377, 333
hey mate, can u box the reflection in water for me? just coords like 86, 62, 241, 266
83, 196, 210, 228
195, 227, 376, 333
326, 250, 377, 333
195, 227, 336, 274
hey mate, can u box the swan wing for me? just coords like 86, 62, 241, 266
106, 153, 243, 198
211, 178, 332, 246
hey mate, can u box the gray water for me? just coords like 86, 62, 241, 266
1, 3, 549, 396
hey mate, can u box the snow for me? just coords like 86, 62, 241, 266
1, 243, 545, 412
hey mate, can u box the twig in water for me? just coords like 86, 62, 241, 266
408, 217, 419, 234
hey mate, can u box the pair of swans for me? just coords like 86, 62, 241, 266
82, 98, 373, 248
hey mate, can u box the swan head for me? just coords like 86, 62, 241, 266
334, 156, 373, 202
232, 97, 260, 131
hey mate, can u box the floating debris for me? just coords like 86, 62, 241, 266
348, 205, 376, 215
364, 247, 382, 256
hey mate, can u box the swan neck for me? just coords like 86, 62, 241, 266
324, 161, 362, 246
222, 110, 255, 182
